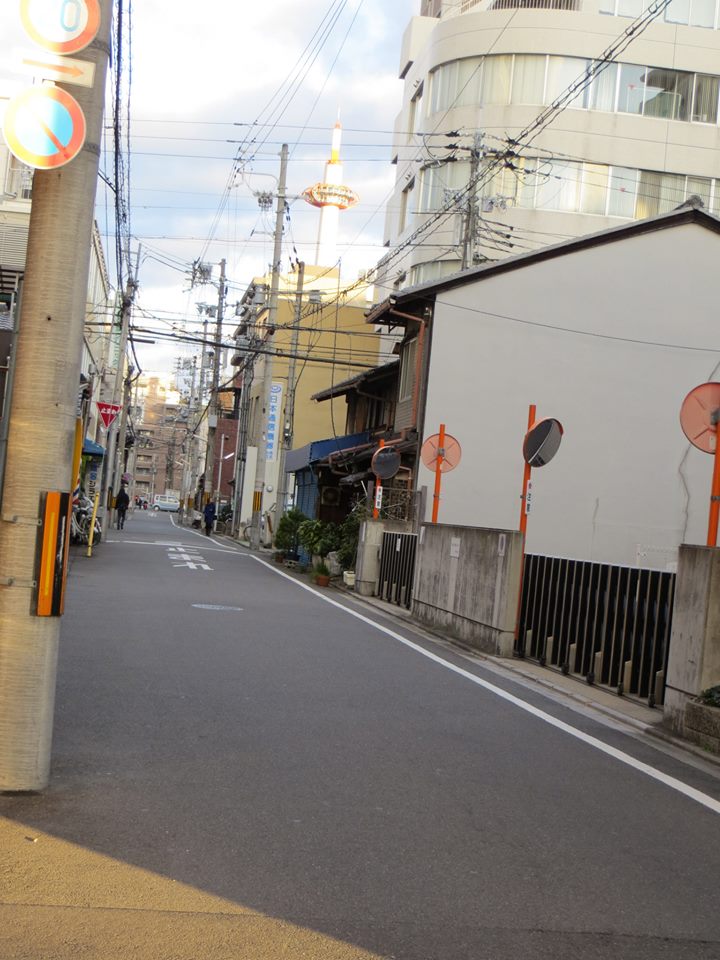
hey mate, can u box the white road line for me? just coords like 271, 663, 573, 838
107, 539, 239, 554
169, 513, 239, 551
253, 557, 720, 817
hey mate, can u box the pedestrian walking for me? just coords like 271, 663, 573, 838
203, 500, 216, 536
115, 485, 130, 530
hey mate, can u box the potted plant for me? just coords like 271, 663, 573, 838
313, 560, 331, 587
274, 507, 306, 562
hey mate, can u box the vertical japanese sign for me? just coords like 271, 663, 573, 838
265, 382, 283, 461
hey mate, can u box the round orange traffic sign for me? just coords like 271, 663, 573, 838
3, 86, 86, 170
20, 0, 101, 55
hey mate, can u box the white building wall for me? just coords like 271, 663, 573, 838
382, 5, 720, 287
421, 222, 719, 568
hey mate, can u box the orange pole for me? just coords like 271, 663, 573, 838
707, 418, 720, 547
431, 423, 446, 524
373, 438, 385, 520
519, 404, 536, 536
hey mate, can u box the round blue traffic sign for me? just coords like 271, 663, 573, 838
3, 85, 86, 169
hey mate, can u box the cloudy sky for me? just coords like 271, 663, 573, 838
108, 0, 418, 376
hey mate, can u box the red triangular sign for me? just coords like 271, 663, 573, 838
97, 401, 121, 429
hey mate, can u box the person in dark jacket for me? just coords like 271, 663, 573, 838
203, 500, 216, 536
115, 485, 130, 529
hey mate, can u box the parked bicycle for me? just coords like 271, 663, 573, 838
71, 495, 102, 546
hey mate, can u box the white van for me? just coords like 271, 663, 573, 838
153, 494, 180, 512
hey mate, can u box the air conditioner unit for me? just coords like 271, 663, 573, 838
320, 487, 340, 506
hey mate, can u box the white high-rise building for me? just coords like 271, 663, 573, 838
379, 0, 720, 289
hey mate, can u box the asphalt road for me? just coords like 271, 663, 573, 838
1, 509, 719, 960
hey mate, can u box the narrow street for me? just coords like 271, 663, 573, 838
1, 510, 719, 960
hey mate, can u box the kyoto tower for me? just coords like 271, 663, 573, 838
302, 121, 358, 267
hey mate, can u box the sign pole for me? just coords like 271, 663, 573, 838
519, 404, 536, 536
373, 438, 385, 520
707, 412, 720, 547
515, 404, 536, 649
431, 423, 446, 524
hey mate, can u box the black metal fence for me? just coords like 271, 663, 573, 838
516, 555, 676, 706
377, 531, 417, 609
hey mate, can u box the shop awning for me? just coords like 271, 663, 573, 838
82, 438, 106, 457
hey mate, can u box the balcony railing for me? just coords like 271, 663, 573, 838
454, 0, 580, 13
3, 158, 33, 201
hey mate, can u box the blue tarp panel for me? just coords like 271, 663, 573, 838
82, 438, 105, 457
285, 431, 371, 474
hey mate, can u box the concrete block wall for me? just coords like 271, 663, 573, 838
664, 545, 720, 735
411, 523, 523, 657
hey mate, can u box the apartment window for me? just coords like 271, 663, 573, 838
590, 63, 618, 111
456, 57, 483, 106
429, 57, 482, 114
692, 74, 720, 122
686, 175, 712, 208
546, 57, 589, 107
479, 155, 718, 220
408, 98, 418, 141
512, 55, 546, 105
408, 83, 424, 140
398, 338, 418, 402
608, 167, 639, 217
536, 160, 581, 211
618, 63, 646, 114
636, 171, 684, 216
643, 68, 692, 121
580, 164, 610, 215
399, 178, 415, 233
419, 160, 470, 213
665, 0, 717, 26
482, 55, 513, 104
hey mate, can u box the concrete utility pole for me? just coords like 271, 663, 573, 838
461, 135, 483, 271
276, 261, 305, 519
0, 0, 112, 791
231, 361, 254, 538
111, 244, 141, 503
101, 273, 137, 536
250, 144, 289, 549
204, 259, 226, 503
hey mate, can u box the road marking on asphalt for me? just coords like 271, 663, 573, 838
192, 604, 244, 611
254, 557, 720, 817
107, 539, 239, 554
169, 513, 239, 552
167, 545, 212, 571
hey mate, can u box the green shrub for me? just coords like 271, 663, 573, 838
297, 519, 341, 559
274, 507, 306, 555
337, 503, 367, 570
699, 684, 720, 709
